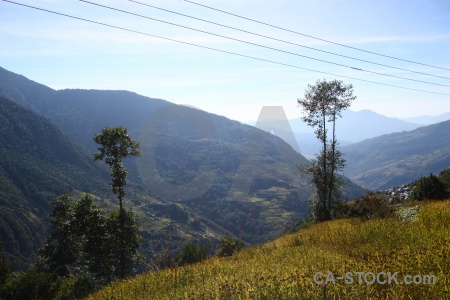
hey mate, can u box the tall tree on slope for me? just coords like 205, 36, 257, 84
298, 79, 356, 221
93, 126, 141, 278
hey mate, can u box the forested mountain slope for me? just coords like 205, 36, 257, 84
343, 119, 450, 190
0, 96, 109, 269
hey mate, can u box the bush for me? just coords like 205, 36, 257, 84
439, 169, 450, 195
216, 235, 244, 257
346, 194, 393, 220
411, 174, 447, 201
152, 247, 175, 270
175, 242, 209, 266
0, 269, 95, 300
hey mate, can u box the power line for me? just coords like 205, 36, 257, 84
128, 0, 450, 81
183, 0, 450, 72
1, 0, 449, 96
78, 0, 450, 88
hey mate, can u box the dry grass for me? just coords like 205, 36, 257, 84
86, 200, 450, 299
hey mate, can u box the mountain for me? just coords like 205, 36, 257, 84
1, 93, 251, 273
0, 94, 247, 271
0, 66, 366, 270
400, 112, 450, 125
342, 120, 450, 190
288, 109, 423, 141
0, 96, 110, 269
253, 109, 424, 158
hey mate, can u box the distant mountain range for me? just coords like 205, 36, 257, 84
0, 66, 366, 270
343, 120, 450, 190
244, 101, 450, 191
249, 108, 449, 158
400, 113, 450, 125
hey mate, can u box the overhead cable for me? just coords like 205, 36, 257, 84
183, 0, 450, 72
78, 0, 450, 88
128, 0, 450, 81
1, 0, 449, 96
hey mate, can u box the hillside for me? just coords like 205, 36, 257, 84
0, 96, 110, 269
0, 96, 240, 272
343, 119, 450, 190
0, 66, 366, 272
87, 200, 450, 299
0, 68, 303, 243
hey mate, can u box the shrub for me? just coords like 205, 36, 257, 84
152, 247, 175, 270
175, 242, 209, 266
346, 194, 393, 220
439, 168, 450, 195
0, 269, 95, 300
411, 174, 447, 201
216, 235, 244, 257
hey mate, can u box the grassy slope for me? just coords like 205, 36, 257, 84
87, 200, 450, 299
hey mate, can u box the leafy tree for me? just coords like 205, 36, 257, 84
93, 126, 141, 279
297, 79, 356, 221
216, 235, 244, 257
411, 173, 447, 201
39, 193, 141, 284
39, 194, 80, 277
105, 210, 142, 277
439, 168, 450, 195
39, 194, 108, 280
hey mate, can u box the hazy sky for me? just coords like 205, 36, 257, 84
1, 0, 449, 122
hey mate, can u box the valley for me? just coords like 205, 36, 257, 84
0, 66, 448, 299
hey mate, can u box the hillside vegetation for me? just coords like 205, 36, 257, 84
87, 200, 450, 300
0, 96, 110, 269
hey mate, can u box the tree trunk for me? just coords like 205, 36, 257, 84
328, 113, 337, 218
322, 110, 330, 220
119, 191, 125, 279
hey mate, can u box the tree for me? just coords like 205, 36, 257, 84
105, 210, 141, 278
297, 79, 356, 221
439, 168, 450, 196
93, 126, 141, 279
39, 193, 141, 284
411, 173, 447, 201
39, 193, 80, 277
39, 194, 111, 280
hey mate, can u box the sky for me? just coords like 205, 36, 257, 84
1, 0, 449, 123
